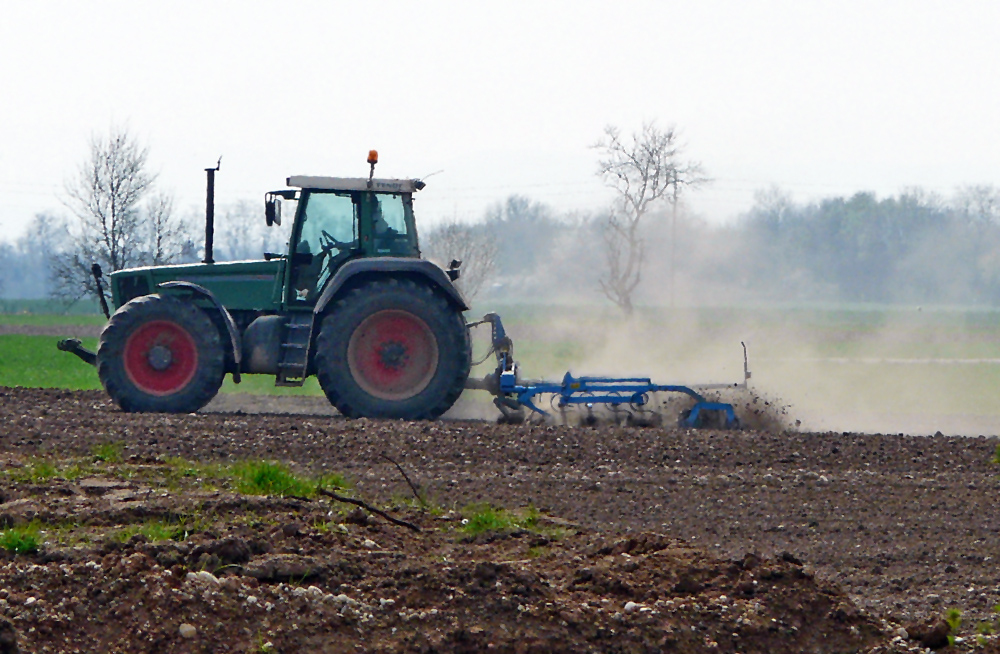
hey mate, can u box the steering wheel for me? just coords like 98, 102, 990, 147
319, 229, 347, 254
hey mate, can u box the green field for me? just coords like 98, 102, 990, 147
3, 304, 1000, 434
0, 336, 103, 390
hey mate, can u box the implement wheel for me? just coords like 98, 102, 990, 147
315, 278, 470, 419
98, 294, 225, 413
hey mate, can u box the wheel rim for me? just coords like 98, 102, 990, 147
123, 320, 199, 396
347, 310, 439, 401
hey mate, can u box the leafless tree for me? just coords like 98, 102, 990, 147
953, 185, 1000, 227
144, 191, 190, 266
594, 122, 705, 313
421, 218, 498, 302
214, 199, 291, 261
53, 126, 185, 300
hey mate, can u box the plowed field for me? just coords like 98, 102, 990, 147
0, 386, 998, 653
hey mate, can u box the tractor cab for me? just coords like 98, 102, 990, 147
267, 176, 424, 305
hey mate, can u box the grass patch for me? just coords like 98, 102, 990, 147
0, 522, 41, 554
7, 458, 59, 483
112, 518, 201, 543
311, 519, 348, 535
60, 463, 89, 481
92, 442, 123, 463
231, 460, 347, 498
42, 521, 92, 547
461, 504, 540, 536
161, 457, 227, 479
946, 608, 962, 646
5, 458, 93, 483
161, 457, 348, 498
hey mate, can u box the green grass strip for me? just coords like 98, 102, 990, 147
0, 335, 102, 390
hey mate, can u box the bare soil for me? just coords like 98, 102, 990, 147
0, 386, 998, 653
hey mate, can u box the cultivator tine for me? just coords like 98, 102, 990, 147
625, 393, 664, 427
528, 411, 550, 426
493, 398, 525, 424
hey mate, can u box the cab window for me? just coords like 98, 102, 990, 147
362, 192, 417, 256
291, 192, 358, 301
297, 193, 357, 253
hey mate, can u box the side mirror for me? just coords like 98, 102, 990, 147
265, 196, 282, 227
447, 259, 462, 282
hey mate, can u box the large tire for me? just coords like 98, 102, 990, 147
97, 294, 225, 413
315, 278, 470, 419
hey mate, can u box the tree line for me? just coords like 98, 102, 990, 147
712, 185, 1000, 306
7, 184, 1000, 308
421, 185, 1000, 308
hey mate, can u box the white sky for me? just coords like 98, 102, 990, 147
1, 0, 998, 240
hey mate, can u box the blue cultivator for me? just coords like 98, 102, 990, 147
465, 314, 750, 428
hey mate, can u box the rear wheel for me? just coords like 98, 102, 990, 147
315, 279, 470, 419
98, 295, 225, 413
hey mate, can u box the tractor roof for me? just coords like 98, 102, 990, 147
286, 176, 424, 193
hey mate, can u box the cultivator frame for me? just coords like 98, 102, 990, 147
466, 314, 750, 428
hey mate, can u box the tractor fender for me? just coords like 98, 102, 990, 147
158, 281, 243, 383
313, 258, 470, 316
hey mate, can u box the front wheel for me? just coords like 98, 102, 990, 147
315, 279, 470, 419
97, 294, 225, 413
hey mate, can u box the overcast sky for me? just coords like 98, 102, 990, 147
1, 0, 998, 240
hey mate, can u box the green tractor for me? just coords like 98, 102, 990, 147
60, 152, 472, 420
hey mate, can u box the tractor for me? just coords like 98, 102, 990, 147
59, 152, 749, 427
61, 152, 471, 420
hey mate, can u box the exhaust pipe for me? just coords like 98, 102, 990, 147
204, 157, 221, 264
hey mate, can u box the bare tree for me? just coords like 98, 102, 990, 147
144, 191, 190, 266
421, 218, 498, 302
214, 199, 291, 262
53, 126, 184, 299
594, 122, 705, 313
953, 185, 1000, 227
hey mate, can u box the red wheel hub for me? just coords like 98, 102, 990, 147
123, 320, 198, 396
347, 310, 438, 401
